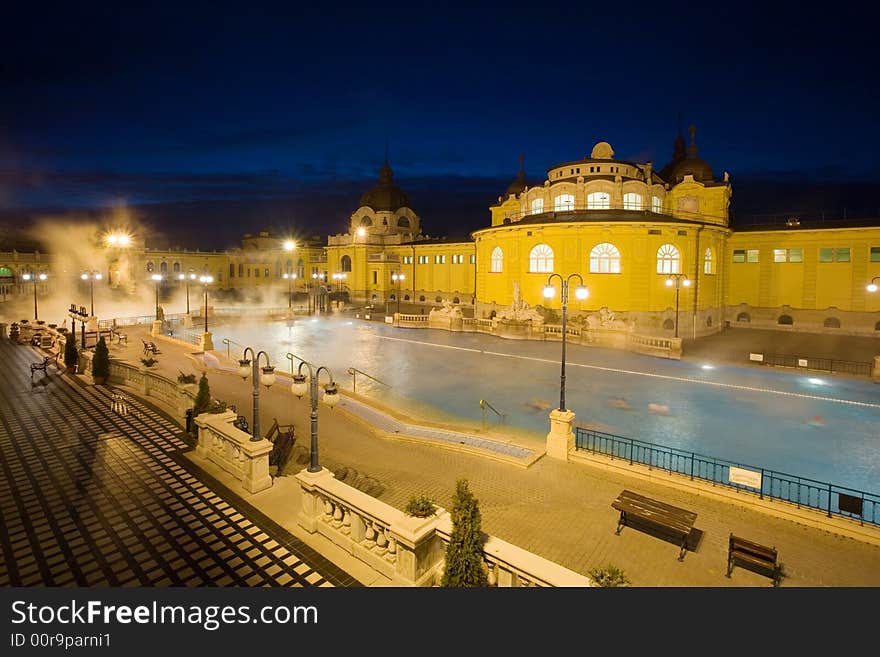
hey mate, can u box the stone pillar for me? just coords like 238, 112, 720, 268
295, 468, 335, 533
546, 408, 576, 460
151, 320, 162, 336
86, 317, 100, 332
872, 355, 880, 383
200, 331, 214, 351
182, 313, 193, 328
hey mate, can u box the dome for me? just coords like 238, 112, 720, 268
503, 155, 527, 198
590, 141, 614, 159
669, 125, 714, 183
359, 161, 411, 211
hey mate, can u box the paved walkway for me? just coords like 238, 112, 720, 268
108, 325, 880, 587
0, 340, 359, 587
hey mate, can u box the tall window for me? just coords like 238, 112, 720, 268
587, 191, 610, 209
623, 193, 642, 210
554, 194, 574, 211
529, 244, 554, 273
531, 198, 544, 214
652, 196, 662, 213
229, 264, 235, 278
704, 248, 713, 274
173, 262, 180, 273
470, 254, 476, 264
589, 243, 621, 273
341, 255, 352, 272
656, 244, 681, 274
490, 247, 503, 273
159, 261, 168, 274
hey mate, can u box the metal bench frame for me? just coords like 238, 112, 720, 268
30, 355, 54, 380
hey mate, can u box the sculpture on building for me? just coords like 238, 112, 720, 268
585, 306, 633, 331
495, 282, 544, 323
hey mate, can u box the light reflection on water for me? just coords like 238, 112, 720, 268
215, 316, 880, 494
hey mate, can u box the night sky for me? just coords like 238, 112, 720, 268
2, 3, 878, 250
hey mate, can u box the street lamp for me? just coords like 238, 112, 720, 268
664, 273, 691, 338
391, 272, 405, 315
178, 272, 197, 314
81, 271, 102, 317
151, 274, 163, 321
68, 304, 88, 350
21, 272, 47, 321
312, 272, 326, 313
332, 272, 346, 292
287, 352, 338, 472
199, 275, 213, 333
283, 272, 297, 311
866, 276, 880, 293
543, 273, 589, 412
236, 347, 276, 442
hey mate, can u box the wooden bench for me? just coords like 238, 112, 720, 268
30, 355, 55, 380
727, 533, 782, 586
612, 489, 697, 561
142, 339, 160, 356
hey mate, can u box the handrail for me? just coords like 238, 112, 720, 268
346, 367, 391, 394
479, 398, 506, 431
222, 337, 246, 359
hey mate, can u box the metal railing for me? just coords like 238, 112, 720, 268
752, 353, 873, 377
222, 337, 247, 359
346, 367, 390, 394
574, 426, 880, 527
479, 399, 506, 431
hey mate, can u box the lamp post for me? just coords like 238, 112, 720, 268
22, 273, 47, 321
312, 272, 326, 313
332, 272, 346, 292
80, 271, 102, 317
75, 305, 88, 350
199, 275, 213, 333
178, 272, 196, 314
287, 352, 338, 472
236, 347, 276, 442
664, 273, 691, 338
543, 273, 589, 412
151, 274, 163, 321
283, 272, 296, 311
391, 272, 405, 315
866, 276, 880, 293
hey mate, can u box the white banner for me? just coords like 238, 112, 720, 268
749, 353, 764, 362
729, 466, 762, 489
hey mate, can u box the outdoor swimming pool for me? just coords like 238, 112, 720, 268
211, 316, 880, 495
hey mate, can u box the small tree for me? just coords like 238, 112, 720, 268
63, 337, 78, 370
91, 336, 110, 381
441, 478, 488, 587
192, 373, 212, 419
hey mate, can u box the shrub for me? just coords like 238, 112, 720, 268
441, 478, 488, 587
63, 337, 78, 369
91, 336, 110, 380
177, 371, 197, 385
404, 495, 436, 518
141, 357, 157, 367
192, 373, 212, 418
588, 564, 631, 587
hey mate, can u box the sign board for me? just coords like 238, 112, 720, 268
729, 466, 762, 489
838, 493, 863, 516
385, 316, 394, 324
798, 359, 808, 367
749, 353, 764, 362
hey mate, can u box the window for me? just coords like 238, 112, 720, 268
589, 243, 621, 273
824, 317, 841, 329
160, 261, 168, 274
774, 248, 803, 263
733, 249, 758, 263
587, 192, 610, 209
173, 262, 180, 273
398, 217, 410, 228
819, 247, 850, 262
656, 244, 680, 274
418, 255, 429, 264
419, 295, 425, 302
238, 264, 244, 277
704, 248, 713, 274
736, 312, 750, 323
470, 254, 476, 264
402, 255, 413, 264
265, 268, 270, 277
871, 247, 880, 262
623, 193, 642, 210
778, 315, 793, 325
373, 271, 377, 284
360, 216, 372, 226
255, 269, 260, 278
435, 296, 442, 302
435, 255, 446, 264
452, 254, 463, 264
652, 197, 662, 213
341, 255, 352, 272
490, 247, 503, 273
529, 244, 554, 273
531, 198, 544, 214
554, 194, 574, 211
229, 264, 235, 278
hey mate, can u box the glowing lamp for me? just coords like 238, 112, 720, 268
322, 383, 340, 408
867, 283, 879, 293
683, 279, 691, 287
291, 373, 308, 398
261, 366, 276, 388
665, 278, 674, 287
574, 285, 589, 300
543, 285, 556, 299
237, 359, 252, 379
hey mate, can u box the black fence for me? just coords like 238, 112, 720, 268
751, 353, 873, 377
574, 427, 880, 527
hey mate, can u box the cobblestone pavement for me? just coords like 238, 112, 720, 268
0, 340, 359, 587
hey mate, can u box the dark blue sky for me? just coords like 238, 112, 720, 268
2, 2, 878, 249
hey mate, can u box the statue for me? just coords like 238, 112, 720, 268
585, 306, 633, 331
429, 299, 463, 317
496, 282, 544, 323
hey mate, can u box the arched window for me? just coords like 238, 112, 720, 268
453, 296, 460, 304
623, 193, 642, 210
398, 217, 410, 228
341, 255, 352, 272
652, 196, 662, 214
382, 217, 388, 226
419, 295, 426, 302
706, 316, 713, 327
360, 216, 372, 226
531, 198, 544, 214
823, 317, 841, 328
875, 321, 880, 331
173, 262, 180, 273
704, 248, 714, 274
404, 295, 410, 301
554, 194, 574, 211
229, 264, 235, 278
587, 192, 610, 209
390, 294, 395, 301
656, 244, 681, 274
736, 312, 750, 323
160, 261, 168, 273
146, 261, 154, 273
529, 244, 554, 273
589, 243, 621, 273
663, 319, 675, 330
297, 258, 304, 278
490, 247, 503, 273
238, 264, 243, 277
435, 296, 442, 302
778, 314, 794, 325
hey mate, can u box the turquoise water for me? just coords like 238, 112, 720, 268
213, 316, 880, 495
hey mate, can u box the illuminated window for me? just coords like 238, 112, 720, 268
871, 247, 880, 262
656, 244, 680, 274
652, 196, 662, 213
490, 247, 503, 273
434, 255, 446, 264
470, 254, 476, 264
554, 194, 574, 211
623, 193, 642, 210
589, 243, 621, 273
452, 254, 464, 264
531, 198, 544, 214
819, 247, 850, 262
735, 249, 758, 263
704, 248, 714, 274
402, 255, 413, 264
418, 255, 429, 264
587, 192, 610, 209
774, 248, 803, 263
529, 244, 554, 273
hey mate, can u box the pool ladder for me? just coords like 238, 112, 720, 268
347, 367, 390, 394
480, 398, 506, 431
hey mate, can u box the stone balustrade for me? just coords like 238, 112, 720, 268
295, 468, 592, 587
195, 410, 273, 494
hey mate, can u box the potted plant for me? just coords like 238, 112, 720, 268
63, 337, 78, 374
177, 372, 197, 385
404, 495, 436, 518
587, 564, 631, 587
91, 336, 110, 385
141, 357, 157, 368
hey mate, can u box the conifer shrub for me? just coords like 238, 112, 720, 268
441, 478, 488, 587
63, 337, 78, 370
91, 336, 110, 382
192, 373, 212, 419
